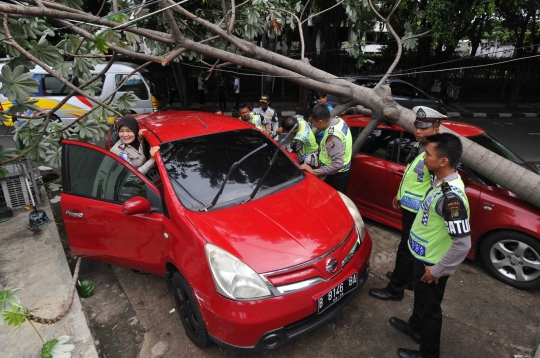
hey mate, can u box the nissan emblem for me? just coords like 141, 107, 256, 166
326, 258, 338, 274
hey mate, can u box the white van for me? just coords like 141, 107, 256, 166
0, 61, 160, 126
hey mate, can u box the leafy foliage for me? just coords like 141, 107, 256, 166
0, 65, 39, 102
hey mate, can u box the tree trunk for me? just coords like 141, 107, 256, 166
172, 63, 188, 110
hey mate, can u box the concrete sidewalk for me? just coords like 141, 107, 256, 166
0, 191, 98, 358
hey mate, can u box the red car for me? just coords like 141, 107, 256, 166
60, 111, 372, 352
344, 115, 540, 290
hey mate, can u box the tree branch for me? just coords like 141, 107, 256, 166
2, 15, 120, 116
0, 2, 175, 44
402, 29, 432, 41
268, 7, 304, 58
54, 18, 163, 63
369, 0, 402, 89
302, 1, 344, 25
300, 0, 312, 22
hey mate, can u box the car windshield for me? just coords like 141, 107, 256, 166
468, 133, 538, 174
160, 129, 304, 211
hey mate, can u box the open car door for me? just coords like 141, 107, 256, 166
60, 140, 166, 274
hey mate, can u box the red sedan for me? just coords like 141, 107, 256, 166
60, 111, 372, 352
344, 115, 540, 290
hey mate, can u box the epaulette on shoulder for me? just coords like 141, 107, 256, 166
441, 181, 452, 194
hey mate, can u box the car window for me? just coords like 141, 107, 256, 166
388, 131, 418, 164
350, 127, 394, 160
389, 82, 415, 97
160, 129, 304, 210
41, 75, 104, 96
115, 74, 149, 100
67, 145, 146, 203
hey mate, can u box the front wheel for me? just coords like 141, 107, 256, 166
480, 231, 540, 291
171, 272, 211, 348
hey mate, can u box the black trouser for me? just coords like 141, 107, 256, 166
324, 170, 350, 193
409, 259, 449, 358
199, 89, 205, 104
234, 92, 241, 109
218, 95, 226, 110
386, 208, 417, 295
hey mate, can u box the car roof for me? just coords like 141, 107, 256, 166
130, 111, 252, 143
344, 114, 486, 137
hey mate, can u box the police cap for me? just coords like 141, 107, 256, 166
412, 106, 446, 128
259, 94, 270, 103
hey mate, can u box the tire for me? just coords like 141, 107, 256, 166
480, 231, 540, 291
171, 272, 211, 348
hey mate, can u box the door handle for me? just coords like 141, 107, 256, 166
66, 210, 84, 218
483, 202, 494, 211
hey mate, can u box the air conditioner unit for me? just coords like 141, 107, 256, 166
0, 159, 39, 209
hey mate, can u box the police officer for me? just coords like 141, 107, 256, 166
300, 105, 352, 193
369, 107, 444, 301
390, 133, 471, 358
279, 116, 319, 168
238, 103, 270, 135
253, 94, 279, 139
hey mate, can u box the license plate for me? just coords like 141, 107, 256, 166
317, 272, 358, 314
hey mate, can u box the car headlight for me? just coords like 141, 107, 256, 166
205, 243, 273, 300
338, 191, 365, 242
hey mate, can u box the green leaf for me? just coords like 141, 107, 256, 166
107, 13, 130, 24
5, 56, 35, 71
5, 99, 41, 116
3, 306, 27, 327
72, 58, 95, 81
0, 145, 19, 161
82, 79, 103, 97
402, 31, 418, 50
53, 62, 72, 78
93, 35, 109, 55
113, 92, 137, 113
28, 38, 63, 66
0, 65, 39, 102
44, 146, 62, 168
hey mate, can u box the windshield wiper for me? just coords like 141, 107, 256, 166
201, 142, 268, 211
244, 123, 299, 203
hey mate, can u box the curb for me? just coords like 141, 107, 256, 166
446, 112, 539, 119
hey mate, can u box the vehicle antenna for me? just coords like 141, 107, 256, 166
187, 115, 208, 129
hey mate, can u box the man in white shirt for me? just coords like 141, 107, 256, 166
233, 74, 241, 110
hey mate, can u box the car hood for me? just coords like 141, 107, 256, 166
185, 176, 354, 273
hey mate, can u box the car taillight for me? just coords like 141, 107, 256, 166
151, 95, 159, 112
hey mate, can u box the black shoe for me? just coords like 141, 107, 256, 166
368, 288, 404, 301
386, 271, 415, 291
397, 348, 423, 358
389, 317, 422, 344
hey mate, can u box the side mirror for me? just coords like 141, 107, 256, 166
122, 196, 151, 215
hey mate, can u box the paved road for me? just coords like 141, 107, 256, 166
61, 204, 539, 358
455, 116, 540, 164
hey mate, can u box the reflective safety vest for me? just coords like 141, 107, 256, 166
408, 176, 470, 265
239, 113, 266, 133
319, 117, 352, 172
294, 118, 319, 161
397, 143, 431, 213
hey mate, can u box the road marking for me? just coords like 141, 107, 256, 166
527, 133, 540, 135
505, 123, 513, 125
